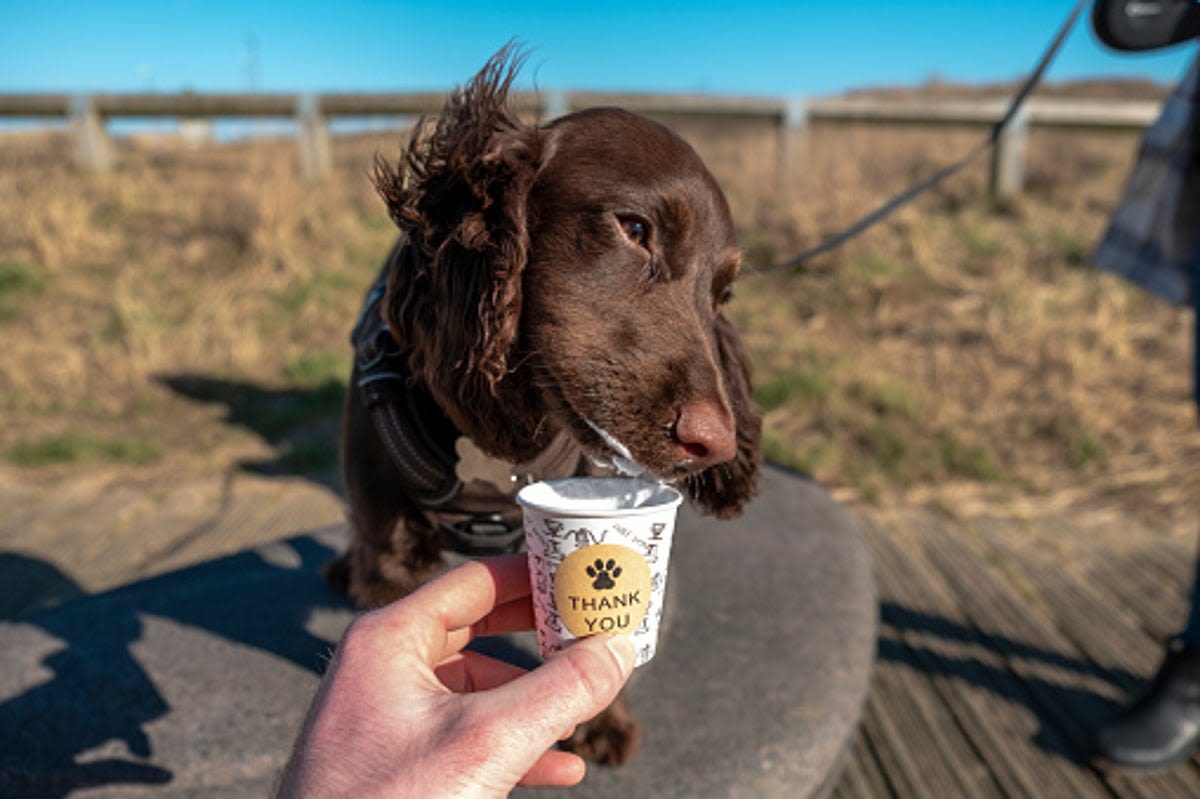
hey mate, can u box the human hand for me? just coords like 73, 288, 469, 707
277, 553, 637, 798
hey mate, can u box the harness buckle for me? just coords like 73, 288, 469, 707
440, 514, 525, 556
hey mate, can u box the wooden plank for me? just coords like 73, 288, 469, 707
1024, 97, 1160, 129
861, 513, 1084, 797
807, 97, 1007, 127
919, 527, 1100, 760
981, 527, 1156, 689
833, 729, 895, 799
316, 91, 449, 116
900, 515, 1113, 796
856, 696, 922, 798
869, 627, 1001, 797
0, 93, 69, 117
563, 91, 785, 119
805, 97, 1157, 130
91, 92, 298, 118
0, 92, 1159, 130
1086, 549, 1185, 642
1128, 541, 1195, 608
981, 525, 1200, 798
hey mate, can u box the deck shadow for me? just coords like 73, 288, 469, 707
877, 600, 1140, 765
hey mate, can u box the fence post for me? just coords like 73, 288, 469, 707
70, 94, 111, 173
989, 107, 1028, 203
296, 93, 331, 179
777, 97, 807, 200
542, 90, 570, 121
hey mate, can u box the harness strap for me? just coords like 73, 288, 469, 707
350, 244, 528, 556
353, 269, 463, 507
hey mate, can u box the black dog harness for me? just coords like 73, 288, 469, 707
350, 242, 586, 555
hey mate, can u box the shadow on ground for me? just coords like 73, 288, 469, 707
0, 535, 350, 798
0, 554, 88, 619
877, 600, 1137, 766
156, 373, 345, 494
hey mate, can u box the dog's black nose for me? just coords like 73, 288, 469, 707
672, 401, 737, 469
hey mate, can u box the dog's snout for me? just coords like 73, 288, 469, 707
672, 401, 737, 469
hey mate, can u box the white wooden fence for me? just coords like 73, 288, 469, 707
0, 91, 1162, 199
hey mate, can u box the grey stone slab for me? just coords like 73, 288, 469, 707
0, 466, 875, 798
0, 531, 354, 798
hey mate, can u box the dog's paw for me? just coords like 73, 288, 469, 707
562, 697, 641, 766
322, 546, 436, 609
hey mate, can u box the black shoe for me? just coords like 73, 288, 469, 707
1094, 639, 1200, 772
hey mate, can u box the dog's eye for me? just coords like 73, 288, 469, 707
618, 216, 650, 250
705, 283, 734, 311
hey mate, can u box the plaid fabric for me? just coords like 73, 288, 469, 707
1092, 53, 1200, 307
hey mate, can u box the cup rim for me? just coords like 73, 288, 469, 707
516, 477, 683, 518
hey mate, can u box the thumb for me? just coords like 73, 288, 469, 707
478, 634, 636, 744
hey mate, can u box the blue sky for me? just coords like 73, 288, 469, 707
1, 1, 1195, 98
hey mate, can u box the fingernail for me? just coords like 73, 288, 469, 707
605, 634, 636, 679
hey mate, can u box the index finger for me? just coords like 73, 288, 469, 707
413, 553, 531, 625
375, 553, 532, 661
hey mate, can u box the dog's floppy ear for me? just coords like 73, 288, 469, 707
685, 314, 762, 517
372, 45, 542, 451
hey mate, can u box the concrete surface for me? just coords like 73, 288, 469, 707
0, 466, 875, 798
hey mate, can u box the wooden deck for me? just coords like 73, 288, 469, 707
833, 504, 1200, 799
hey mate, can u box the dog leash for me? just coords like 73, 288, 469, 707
749, 0, 1091, 276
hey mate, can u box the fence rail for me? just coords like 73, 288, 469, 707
0, 90, 1162, 197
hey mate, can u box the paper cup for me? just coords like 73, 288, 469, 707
517, 477, 683, 668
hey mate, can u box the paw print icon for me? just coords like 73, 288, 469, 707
586, 558, 621, 590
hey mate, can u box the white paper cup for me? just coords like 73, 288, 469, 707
517, 477, 683, 667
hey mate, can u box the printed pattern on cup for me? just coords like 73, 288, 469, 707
525, 516, 675, 667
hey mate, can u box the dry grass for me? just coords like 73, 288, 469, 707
728, 122, 1200, 527
3, 97, 1199, 530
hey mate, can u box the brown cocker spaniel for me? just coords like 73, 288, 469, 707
327, 46, 762, 766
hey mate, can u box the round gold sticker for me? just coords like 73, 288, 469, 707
554, 543, 652, 638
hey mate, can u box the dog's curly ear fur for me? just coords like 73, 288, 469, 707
685, 314, 762, 517
372, 45, 543, 455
